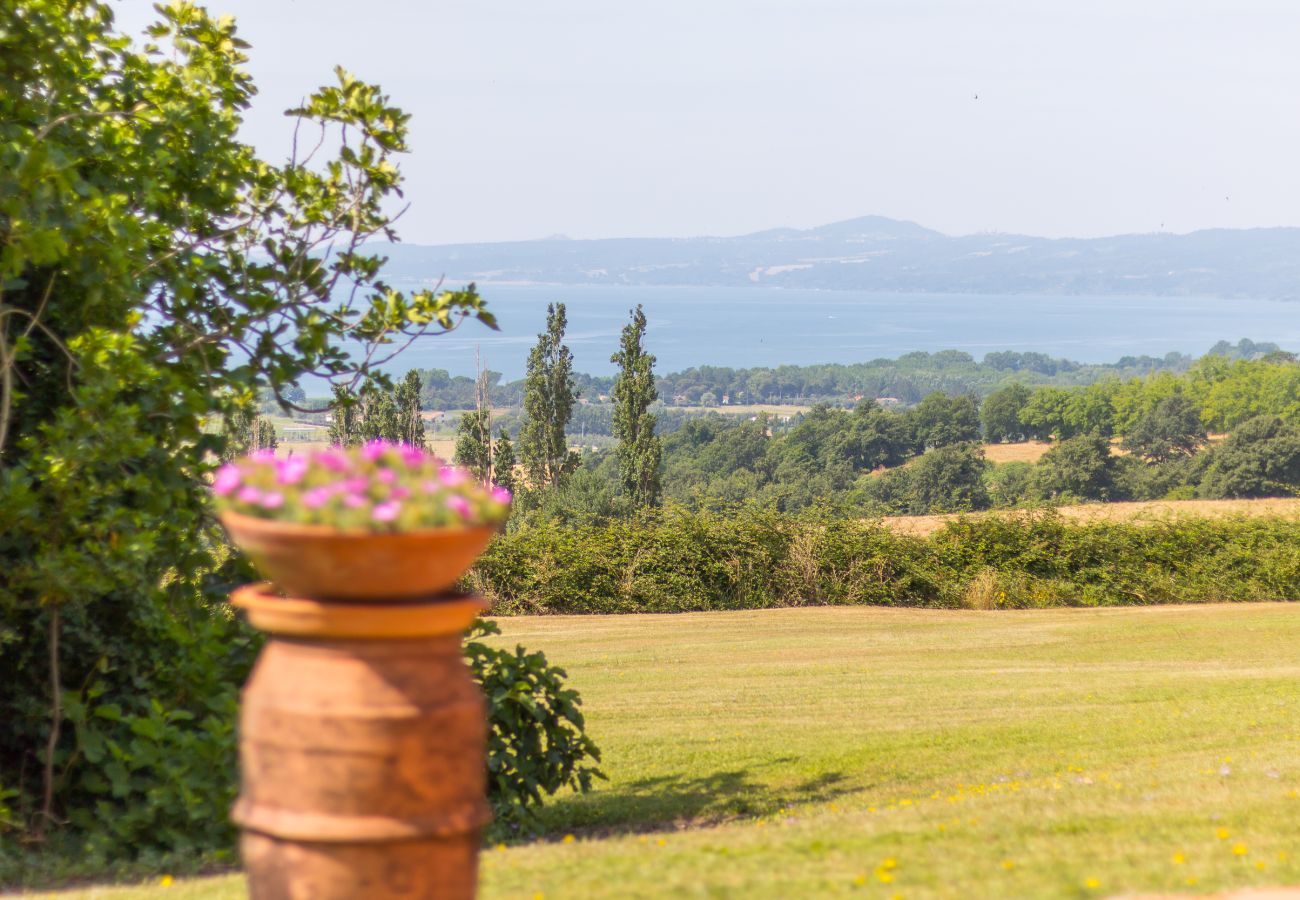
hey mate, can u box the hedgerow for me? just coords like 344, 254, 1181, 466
469, 507, 1300, 614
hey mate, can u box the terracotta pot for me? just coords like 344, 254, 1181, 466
220, 511, 496, 601
230, 583, 490, 900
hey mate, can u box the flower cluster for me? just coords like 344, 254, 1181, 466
212, 441, 511, 530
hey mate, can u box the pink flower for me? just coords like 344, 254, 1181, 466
250, 448, 277, 463
376, 468, 396, 484
400, 444, 426, 468
260, 492, 285, 509
372, 501, 401, 522
490, 486, 512, 505
315, 449, 349, 472
343, 494, 367, 509
422, 480, 440, 495
391, 486, 411, 500
361, 440, 389, 462
276, 457, 308, 485
213, 464, 242, 496
445, 495, 471, 520
344, 476, 369, 494
237, 486, 263, 505
301, 487, 331, 509
439, 466, 467, 487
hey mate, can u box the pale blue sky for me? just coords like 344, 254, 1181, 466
112, 0, 1300, 244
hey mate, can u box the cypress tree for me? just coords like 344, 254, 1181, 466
518, 303, 578, 489
610, 304, 661, 508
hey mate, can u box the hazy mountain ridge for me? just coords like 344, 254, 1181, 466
377, 216, 1300, 299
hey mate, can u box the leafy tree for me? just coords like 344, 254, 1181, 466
222, 400, 279, 460
1122, 394, 1205, 462
519, 303, 578, 489
493, 427, 517, 498
1032, 434, 1118, 501
610, 305, 661, 508
984, 461, 1035, 508
1199, 415, 1300, 498
328, 385, 362, 447
0, 0, 490, 855
454, 410, 492, 482
981, 383, 1032, 442
909, 392, 981, 449
906, 443, 990, 514
358, 385, 400, 442
1019, 387, 1074, 440
395, 369, 426, 449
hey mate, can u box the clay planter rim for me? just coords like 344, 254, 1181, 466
219, 510, 498, 601
231, 581, 488, 639
219, 508, 499, 540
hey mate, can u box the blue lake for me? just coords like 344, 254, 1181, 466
381, 283, 1300, 380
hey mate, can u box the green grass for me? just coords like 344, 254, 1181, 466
33, 604, 1300, 898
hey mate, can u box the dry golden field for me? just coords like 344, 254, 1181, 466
884, 497, 1300, 537
982, 440, 1054, 464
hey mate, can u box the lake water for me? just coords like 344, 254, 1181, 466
382, 283, 1300, 380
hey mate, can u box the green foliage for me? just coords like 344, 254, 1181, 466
464, 620, 603, 834
0, 0, 490, 862
910, 391, 981, 448
470, 506, 1300, 615
358, 385, 400, 443
1122, 394, 1205, 462
907, 443, 989, 514
220, 401, 278, 460
984, 461, 1036, 508
454, 409, 493, 481
394, 370, 426, 449
1199, 415, 1300, 499
1033, 433, 1118, 501
519, 303, 579, 490
327, 385, 361, 447
493, 428, 517, 499
981, 383, 1032, 442
610, 305, 662, 508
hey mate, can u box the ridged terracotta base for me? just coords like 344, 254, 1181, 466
231, 585, 490, 900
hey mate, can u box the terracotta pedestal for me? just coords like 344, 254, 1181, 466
230, 583, 491, 900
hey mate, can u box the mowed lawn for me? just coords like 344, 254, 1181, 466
36, 604, 1300, 899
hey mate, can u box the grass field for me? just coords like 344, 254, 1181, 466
33, 605, 1300, 899
883, 497, 1300, 537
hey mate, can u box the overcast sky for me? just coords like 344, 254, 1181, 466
112, 0, 1300, 245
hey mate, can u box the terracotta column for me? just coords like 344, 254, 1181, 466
230, 583, 490, 900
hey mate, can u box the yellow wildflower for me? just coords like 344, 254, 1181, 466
1232, 843, 1248, 856
1216, 828, 1231, 840
1001, 860, 1016, 871
159, 875, 174, 888
1084, 877, 1100, 889
562, 834, 575, 844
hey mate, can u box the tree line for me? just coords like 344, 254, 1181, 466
404, 338, 1279, 413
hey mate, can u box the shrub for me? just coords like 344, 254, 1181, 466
465, 621, 604, 836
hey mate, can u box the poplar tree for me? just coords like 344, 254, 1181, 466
454, 410, 492, 481
222, 402, 279, 459
519, 303, 578, 489
359, 385, 400, 442
493, 427, 517, 497
395, 370, 426, 448
328, 385, 361, 446
610, 305, 661, 507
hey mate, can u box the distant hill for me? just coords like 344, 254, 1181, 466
375, 216, 1300, 299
